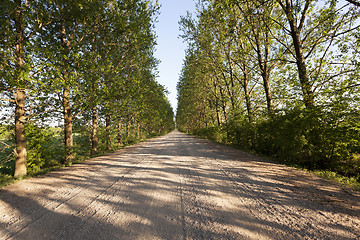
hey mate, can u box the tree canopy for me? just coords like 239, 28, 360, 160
177, 0, 360, 178
0, 0, 175, 177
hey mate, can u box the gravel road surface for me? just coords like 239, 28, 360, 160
1, 131, 360, 239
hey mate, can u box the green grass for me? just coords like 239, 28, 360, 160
191, 131, 360, 192
309, 170, 360, 191
0, 131, 168, 188
0, 153, 99, 188
0, 173, 17, 187
262, 154, 360, 191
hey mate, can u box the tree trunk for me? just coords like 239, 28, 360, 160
216, 109, 221, 126
281, 0, 314, 108
213, 81, 222, 126
90, 36, 98, 155
254, 30, 273, 113
218, 83, 228, 124
106, 114, 112, 151
117, 120, 122, 148
225, 50, 236, 110
14, 90, 27, 177
131, 116, 136, 137
60, 17, 73, 163
63, 86, 73, 163
14, 0, 27, 177
263, 32, 273, 112
126, 119, 130, 139
91, 106, 98, 154
136, 122, 140, 140
242, 64, 252, 123
139, 124, 143, 139
262, 71, 273, 113
289, 22, 314, 108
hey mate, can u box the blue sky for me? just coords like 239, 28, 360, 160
154, 0, 197, 112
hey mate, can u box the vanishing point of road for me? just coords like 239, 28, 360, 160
1, 131, 359, 239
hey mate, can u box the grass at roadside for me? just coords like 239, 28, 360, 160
0, 165, 63, 188
273, 160, 360, 191
188, 132, 360, 192
259, 152, 360, 191
263, 157, 360, 191
0, 134, 162, 188
308, 169, 360, 191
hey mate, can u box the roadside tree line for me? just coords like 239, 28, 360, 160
0, 0, 175, 177
176, 0, 360, 178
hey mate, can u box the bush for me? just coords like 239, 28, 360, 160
188, 106, 360, 179
226, 116, 255, 149
26, 124, 63, 174
193, 126, 227, 143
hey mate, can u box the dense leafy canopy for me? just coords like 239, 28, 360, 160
177, 0, 360, 178
0, 0, 175, 177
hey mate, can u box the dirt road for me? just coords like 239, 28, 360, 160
1, 131, 359, 239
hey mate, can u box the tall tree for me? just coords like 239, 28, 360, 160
0, 0, 45, 176
37, 0, 90, 163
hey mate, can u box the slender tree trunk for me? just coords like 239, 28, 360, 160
14, 0, 27, 177
240, 63, 256, 148
262, 71, 273, 113
242, 64, 252, 123
131, 116, 135, 136
254, 31, 273, 113
216, 108, 221, 126
213, 81, 221, 126
225, 49, 236, 110
60, 17, 73, 163
263, 32, 273, 112
289, 23, 314, 108
136, 122, 140, 140
91, 36, 98, 155
139, 124, 143, 139
281, 0, 314, 108
117, 120, 122, 148
63, 86, 73, 163
91, 106, 98, 154
106, 114, 112, 151
218, 83, 228, 124
126, 119, 130, 139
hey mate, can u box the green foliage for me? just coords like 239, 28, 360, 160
226, 116, 256, 149
0, 124, 11, 140
193, 126, 227, 144
0, 0, 174, 177
0, 124, 14, 175
177, 0, 360, 183
191, 107, 360, 178
311, 170, 360, 190
25, 124, 64, 174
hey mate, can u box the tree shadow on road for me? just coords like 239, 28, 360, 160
0, 131, 359, 239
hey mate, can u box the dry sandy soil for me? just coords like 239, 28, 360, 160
0, 131, 359, 239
